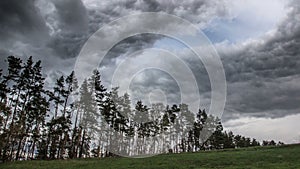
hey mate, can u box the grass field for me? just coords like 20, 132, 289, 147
1, 144, 300, 169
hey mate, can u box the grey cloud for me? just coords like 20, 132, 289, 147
34, 0, 90, 59
129, 69, 181, 105
100, 34, 162, 66
47, 32, 88, 59
1, 0, 230, 66
0, 0, 48, 42
217, 1, 300, 120
221, 0, 300, 83
51, 0, 88, 33
120, 0, 229, 25
224, 76, 300, 119
0, 0, 89, 82
84, 0, 230, 64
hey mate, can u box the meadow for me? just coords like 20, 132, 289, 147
1, 144, 300, 169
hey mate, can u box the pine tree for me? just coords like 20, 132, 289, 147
57, 71, 76, 159
47, 75, 65, 159
0, 70, 11, 160
210, 117, 224, 149
234, 135, 242, 148
1, 56, 23, 161
251, 138, 260, 147
193, 109, 207, 151
12, 56, 44, 160
22, 59, 48, 160
223, 131, 235, 149
134, 100, 149, 154
78, 79, 97, 158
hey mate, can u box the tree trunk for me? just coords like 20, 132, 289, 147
79, 129, 86, 158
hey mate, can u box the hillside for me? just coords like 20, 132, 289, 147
1, 144, 300, 169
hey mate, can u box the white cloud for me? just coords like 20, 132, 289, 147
204, 0, 289, 43
224, 113, 300, 144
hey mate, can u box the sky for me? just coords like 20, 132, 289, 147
0, 0, 300, 143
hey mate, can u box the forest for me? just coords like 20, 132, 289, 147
0, 56, 282, 162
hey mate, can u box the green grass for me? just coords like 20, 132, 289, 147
1, 144, 300, 169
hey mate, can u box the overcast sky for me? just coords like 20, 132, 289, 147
1, 0, 300, 143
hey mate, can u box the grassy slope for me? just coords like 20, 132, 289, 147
1, 144, 300, 169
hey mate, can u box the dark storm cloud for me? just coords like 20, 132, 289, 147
1, 0, 228, 93
0, 0, 50, 75
51, 0, 88, 33
217, 1, 300, 120
47, 32, 87, 59
100, 34, 162, 66
34, 0, 90, 59
1, 0, 228, 63
220, 0, 300, 82
105, 0, 227, 25
0, 0, 48, 41
83, 0, 229, 63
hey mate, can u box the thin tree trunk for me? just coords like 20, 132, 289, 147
79, 129, 86, 158
31, 140, 36, 159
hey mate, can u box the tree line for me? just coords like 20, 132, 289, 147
0, 56, 282, 162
